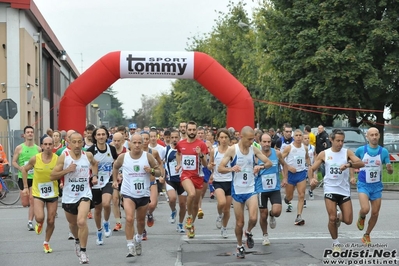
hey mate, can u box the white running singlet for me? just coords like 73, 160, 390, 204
62, 151, 92, 204
213, 147, 233, 182
121, 152, 151, 198
232, 144, 255, 194
324, 148, 350, 196
286, 143, 307, 172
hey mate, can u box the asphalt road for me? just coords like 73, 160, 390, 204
0, 188, 398, 266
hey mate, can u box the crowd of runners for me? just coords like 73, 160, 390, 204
9, 121, 392, 263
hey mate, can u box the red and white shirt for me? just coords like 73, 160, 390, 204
176, 139, 208, 179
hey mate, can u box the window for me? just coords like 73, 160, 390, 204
27, 63, 31, 76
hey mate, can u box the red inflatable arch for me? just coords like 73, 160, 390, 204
58, 51, 254, 132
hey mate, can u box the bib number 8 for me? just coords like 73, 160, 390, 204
243, 173, 247, 180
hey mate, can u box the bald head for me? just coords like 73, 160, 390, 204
366, 127, 380, 147
367, 127, 379, 136
112, 132, 124, 149
42, 136, 54, 144
67, 129, 75, 139
241, 126, 254, 136
113, 132, 124, 140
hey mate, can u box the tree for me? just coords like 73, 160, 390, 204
102, 109, 125, 127
101, 87, 127, 126
132, 94, 160, 128
259, 0, 399, 142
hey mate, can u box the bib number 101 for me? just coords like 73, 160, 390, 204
134, 182, 144, 190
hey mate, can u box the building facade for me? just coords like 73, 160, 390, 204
0, 0, 80, 142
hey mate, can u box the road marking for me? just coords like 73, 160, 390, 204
181, 230, 399, 242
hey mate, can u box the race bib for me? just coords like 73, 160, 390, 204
365, 167, 380, 183
169, 160, 179, 176
294, 155, 305, 168
233, 167, 254, 194
70, 182, 87, 197
261, 174, 277, 190
182, 155, 197, 170
98, 170, 109, 187
133, 179, 145, 194
24, 161, 34, 175
38, 182, 54, 198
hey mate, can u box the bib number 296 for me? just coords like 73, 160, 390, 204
71, 184, 84, 192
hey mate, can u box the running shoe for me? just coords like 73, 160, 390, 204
245, 232, 254, 249
27, 222, 34, 231
262, 234, 270, 246
236, 246, 245, 259
126, 245, 136, 257
169, 210, 177, 224
185, 216, 193, 230
104, 221, 111, 237
68, 231, 75, 240
96, 229, 104, 245
336, 210, 342, 228
294, 216, 305, 226
113, 223, 122, 231
87, 211, 92, 219
79, 251, 89, 264
75, 241, 81, 257
303, 200, 307, 208
147, 213, 154, 227
362, 234, 371, 245
269, 211, 276, 229
332, 244, 341, 253
286, 203, 293, 212
35, 222, 43, 235
142, 229, 147, 240
187, 225, 195, 239
357, 212, 365, 231
221, 228, 228, 239
43, 243, 53, 253
176, 223, 185, 233
197, 208, 204, 219
309, 189, 314, 200
216, 215, 222, 229
135, 241, 142, 256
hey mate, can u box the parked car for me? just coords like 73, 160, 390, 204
312, 127, 368, 152
383, 142, 399, 153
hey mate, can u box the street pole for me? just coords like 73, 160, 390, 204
5, 100, 12, 165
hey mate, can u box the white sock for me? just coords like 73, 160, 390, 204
127, 239, 134, 247
332, 238, 339, 245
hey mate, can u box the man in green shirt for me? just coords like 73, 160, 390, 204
12, 126, 42, 231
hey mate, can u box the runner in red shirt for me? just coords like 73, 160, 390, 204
175, 121, 208, 238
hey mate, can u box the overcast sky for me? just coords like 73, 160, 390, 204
34, 0, 258, 118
